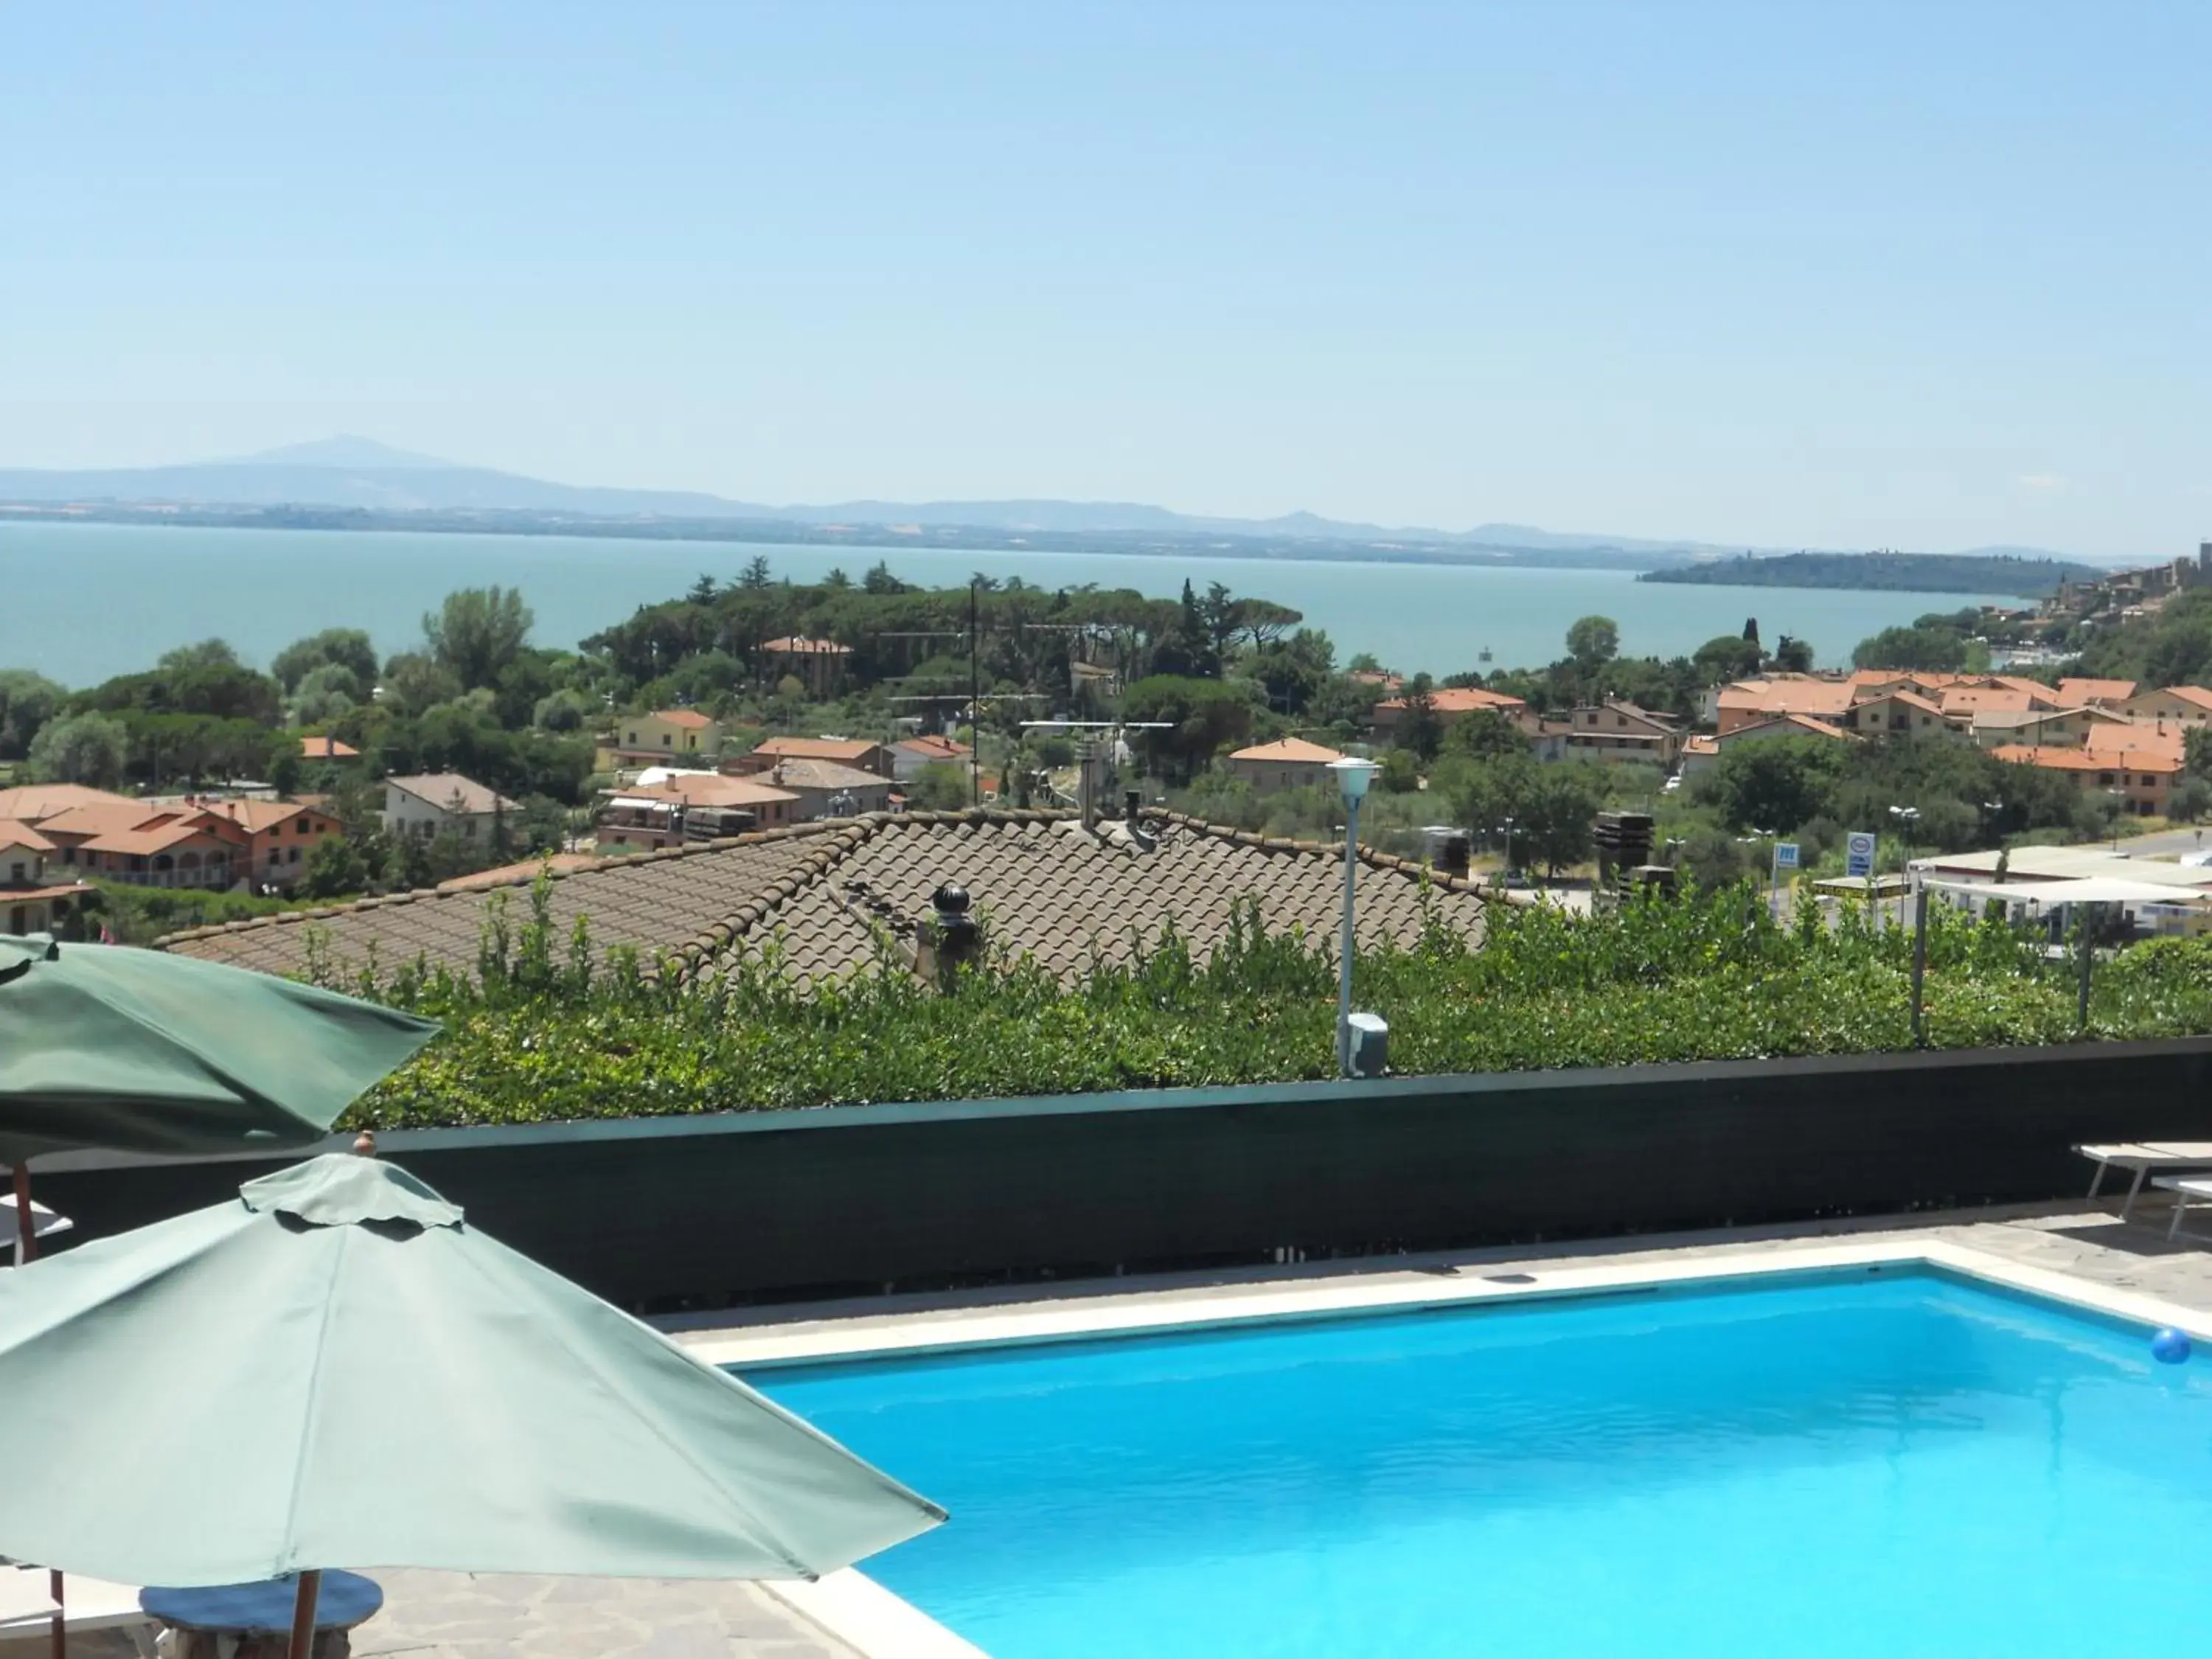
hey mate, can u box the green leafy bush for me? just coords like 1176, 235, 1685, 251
296, 874, 2212, 1132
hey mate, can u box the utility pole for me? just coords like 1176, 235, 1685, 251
970, 578, 981, 807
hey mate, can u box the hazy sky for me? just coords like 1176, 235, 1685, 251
3, 1, 2205, 557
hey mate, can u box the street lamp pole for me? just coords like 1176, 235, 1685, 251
1330, 758, 1379, 1078
1888, 804, 1920, 929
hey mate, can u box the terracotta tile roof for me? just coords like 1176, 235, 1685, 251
750, 737, 883, 765
891, 734, 973, 761
299, 735, 358, 759
1228, 737, 1348, 765
1969, 707, 2098, 731
1682, 734, 1719, 757
1990, 745, 2183, 775
1716, 679, 1858, 717
2, 883, 93, 902
2080, 723, 2186, 763
0, 785, 138, 824
1375, 687, 1527, 716
159, 809, 1490, 986
1724, 713, 1854, 742
698, 812, 1488, 989
436, 854, 599, 893
1935, 684, 2047, 715
1854, 689, 1947, 717
0, 820, 57, 854
652, 709, 715, 729
32, 801, 174, 840
617, 775, 799, 809
763, 758, 893, 793
2056, 678, 2138, 706
81, 815, 246, 857
384, 773, 522, 815
200, 799, 335, 833
1847, 669, 1948, 688
160, 830, 846, 979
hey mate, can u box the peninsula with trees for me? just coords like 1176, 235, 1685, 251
1639, 551, 2104, 599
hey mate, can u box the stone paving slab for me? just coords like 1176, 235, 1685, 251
0, 1573, 860, 1659
347, 1571, 862, 1659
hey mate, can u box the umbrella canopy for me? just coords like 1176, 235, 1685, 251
0, 935, 440, 1166
0, 1154, 943, 1586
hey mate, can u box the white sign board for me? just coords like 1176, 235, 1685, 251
1773, 842, 1800, 870
1845, 831, 1877, 880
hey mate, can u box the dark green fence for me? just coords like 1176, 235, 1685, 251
33, 1037, 2212, 1308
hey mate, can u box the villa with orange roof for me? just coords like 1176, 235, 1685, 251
1225, 736, 1350, 793
1368, 685, 1528, 738
595, 708, 729, 773
1677, 714, 1854, 776
2120, 686, 2212, 729
1990, 743, 2182, 817
0, 818, 91, 935
1837, 689, 1955, 738
731, 734, 897, 779
761, 636, 853, 698
195, 796, 346, 890
32, 798, 251, 891
2056, 678, 2138, 709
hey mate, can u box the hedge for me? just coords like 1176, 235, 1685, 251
293, 875, 2212, 1131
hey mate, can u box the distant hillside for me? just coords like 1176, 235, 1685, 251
0, 436, 1783, 560
1639, 551, 2099, 599
0, 436, 2121, 571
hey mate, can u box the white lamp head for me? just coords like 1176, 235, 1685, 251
1329, 757, 1380, 805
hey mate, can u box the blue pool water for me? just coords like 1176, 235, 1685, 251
757, 1271, 2212, 1658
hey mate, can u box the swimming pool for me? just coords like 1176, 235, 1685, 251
757, 1269, 2212, 1658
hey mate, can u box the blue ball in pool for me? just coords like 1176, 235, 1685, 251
2152, 1327, 2192, 1366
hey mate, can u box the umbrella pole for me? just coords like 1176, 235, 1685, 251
10, 1169, 63, 1659
12, 1164, 32, 1264
286, 1571, 322, 1659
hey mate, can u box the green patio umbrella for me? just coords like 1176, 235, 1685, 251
0, 1153, 945, 1657
0, 933, 441, 1254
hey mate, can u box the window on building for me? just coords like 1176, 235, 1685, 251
8, 861, 22, 883
2098, 772, 2115, 786
288, 846, 301, 863
662, 733, 672, 746
462, 820, 476, 838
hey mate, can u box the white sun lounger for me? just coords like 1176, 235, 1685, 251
2077, 1143, 2212, 1219
2154, 1176, 2212, 1242
0, 1562, 150, 1644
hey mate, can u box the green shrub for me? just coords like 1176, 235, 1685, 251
296, 874, 2212, 1132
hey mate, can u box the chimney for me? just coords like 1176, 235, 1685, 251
914, 882, 980, 987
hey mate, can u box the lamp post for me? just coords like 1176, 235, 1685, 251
1888, 804, 1920, 928
1734, 827, 1775, 916
1329, 757, 1380, 1077
1498, 815, 1517, 881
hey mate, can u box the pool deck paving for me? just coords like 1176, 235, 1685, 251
16, 1195, 2212, 1659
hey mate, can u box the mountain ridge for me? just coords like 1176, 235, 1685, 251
0, 436, 2110, 566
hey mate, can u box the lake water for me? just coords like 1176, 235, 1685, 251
1, 520, 2009, 687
